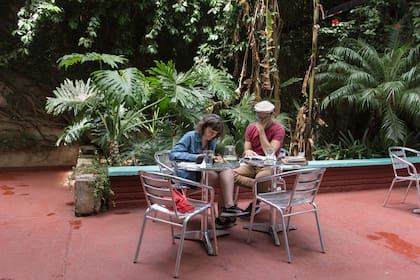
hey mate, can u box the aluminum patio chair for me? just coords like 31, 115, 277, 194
247, 168, 327, 263
133, 171, 218, 278
383, 146, 420, 209
154, 150, 176, 175
233, 149, 289, 206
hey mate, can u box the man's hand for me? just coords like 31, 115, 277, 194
244, 149, 258, 157
255, 118, 270, 132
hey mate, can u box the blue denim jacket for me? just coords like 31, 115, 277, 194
170, 130, 217, 182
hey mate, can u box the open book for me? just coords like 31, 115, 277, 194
281, 156, 307, 165
242, 155, 267, 167
243, 155, 266, 161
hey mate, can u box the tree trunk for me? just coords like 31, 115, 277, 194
237, 0, 283, 114
290, 0, 322, 160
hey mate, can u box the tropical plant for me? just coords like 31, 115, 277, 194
69, 157, 112, 209
145, 60, 237, 131
120, 111, 175, 165
46, 52, 238, 165
318, 31, 420, 147
46, 77, 157, 165
45, 53, 156, 165
313, 129, 384, 160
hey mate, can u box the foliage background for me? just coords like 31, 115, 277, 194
0, 0, 419, 162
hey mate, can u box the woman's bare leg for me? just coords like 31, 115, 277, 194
207, 169, 235, 209
219, 169, 235, 207
206, 171, 224, 214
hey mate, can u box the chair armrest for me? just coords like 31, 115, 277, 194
166, 173, 215, 203
252, 168, 326, 195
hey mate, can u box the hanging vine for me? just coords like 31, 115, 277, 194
236, 0, 283, 114
289, 0, 326, 159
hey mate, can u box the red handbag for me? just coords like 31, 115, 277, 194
171, 190, 195, 213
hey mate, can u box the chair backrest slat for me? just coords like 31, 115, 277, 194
289, 168, 325, 206
154, 150, 175, 175
255, 168, 326, 208
139, 170, 214, 218
140, 172, 177, 210
389, 146, 418, 177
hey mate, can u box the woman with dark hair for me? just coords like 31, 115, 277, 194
170, 114, 247, 228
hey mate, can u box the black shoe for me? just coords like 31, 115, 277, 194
220, 205, 249, 217
215, 217, 236, 229
241, 202, 261, 217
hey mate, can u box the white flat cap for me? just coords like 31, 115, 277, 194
254, 101, 275, 113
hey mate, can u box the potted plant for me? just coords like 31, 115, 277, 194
70, 157, 112, 216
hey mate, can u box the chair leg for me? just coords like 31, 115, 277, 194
247, 199, 258, 243
314, 210, 326, 253
383, 179, 397, 207
209, 206, 219, 256
285, 208, 292, 229
279, 213, 292, 263
133, 216, 148, 263
170, 217, 176, 244
173, 221, 188, 278
416, 182, 420, 208
402, 181, 413, 203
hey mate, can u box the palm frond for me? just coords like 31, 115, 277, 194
331, 46, 364, 68
358, 44, 384, 79
400, 66, 420, 86
347, 70, 377, 87
359, 88, 381, 110
399, 89, 420, 117
321, 84, 360, 108
382, 81, 405, 102
381, 106, 407, 145
326, 61, 357, 74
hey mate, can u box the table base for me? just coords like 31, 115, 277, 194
412, 208, 420, 214
243, 223, 297, 246
175, 229, 229, 255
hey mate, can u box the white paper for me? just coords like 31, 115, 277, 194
244, 155, 266, 161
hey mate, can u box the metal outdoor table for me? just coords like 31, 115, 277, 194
173, 161, 237, 255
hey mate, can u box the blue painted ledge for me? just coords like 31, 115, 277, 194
108, 157, 420, 177
108, 165, 160, 176
307, 157, 420, 168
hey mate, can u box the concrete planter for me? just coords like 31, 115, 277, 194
74, 174, 101, 216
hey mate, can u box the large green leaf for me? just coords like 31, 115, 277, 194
57, 52, 127, 70
46, 79, 97, 116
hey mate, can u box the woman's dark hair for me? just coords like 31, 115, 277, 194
195, 114, 225, 139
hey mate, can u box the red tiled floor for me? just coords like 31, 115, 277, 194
1, 169, 420, 280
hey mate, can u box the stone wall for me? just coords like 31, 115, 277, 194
0, 145, 79, 168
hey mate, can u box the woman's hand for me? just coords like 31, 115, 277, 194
213, 155, 223, 163
195, 154, 205, 164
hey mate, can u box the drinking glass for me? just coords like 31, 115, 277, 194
202, 150, 214, 167
223, 145, 238, 167
264, 147, 276, 165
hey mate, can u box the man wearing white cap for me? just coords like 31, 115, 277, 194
233, 100, 285, 213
